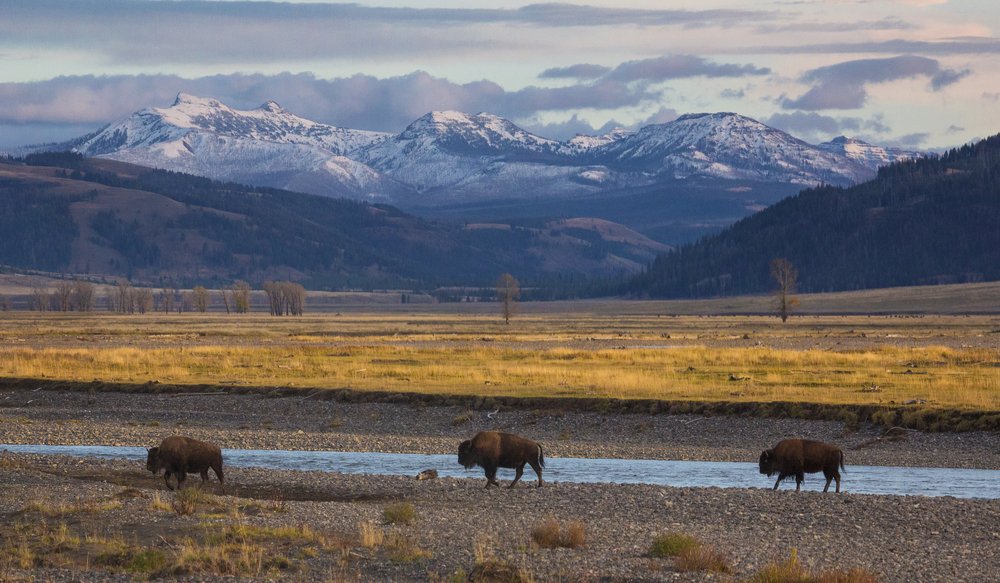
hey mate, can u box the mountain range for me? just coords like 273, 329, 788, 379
27, 94, 918, 238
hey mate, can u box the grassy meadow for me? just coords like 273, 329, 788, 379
1, 307, 998, 412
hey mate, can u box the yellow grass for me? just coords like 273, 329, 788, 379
0, 311, 997, 411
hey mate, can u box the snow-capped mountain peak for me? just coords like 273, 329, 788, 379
396, 110, 560, 154
817, 135, 920, 168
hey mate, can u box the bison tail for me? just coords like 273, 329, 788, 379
839, 450, 846, 472
537, 443, 545, 468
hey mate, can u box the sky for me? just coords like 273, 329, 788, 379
1, 0, 998, 149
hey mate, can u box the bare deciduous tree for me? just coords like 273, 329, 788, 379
192, 286, 210, 313
113, 281, 135, 314
263, 281, 306, 316
159, 288, 176, 313
495, 273, 520, 325
31, 287, 49, 312
72, 280, 96, 312
232, 280, 251, 314
54, 281, 74, 311
135, 288, 154, 314
770, 258, 800, 323
0, 293, 9, 311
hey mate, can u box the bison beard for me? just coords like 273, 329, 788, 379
759, 438, 845, 493
458, 431, 545, 488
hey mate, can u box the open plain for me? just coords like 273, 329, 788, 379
1, 302, 999, 581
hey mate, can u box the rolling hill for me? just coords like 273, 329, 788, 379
627, 135, 1000, 298
0, 154, 667, 289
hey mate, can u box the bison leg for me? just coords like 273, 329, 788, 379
484, 463, 500, 488
200, 468, 210, 487
176, 470, 187, 490
528, 460, 543, 488
773, 473, 785, 490
823, 476, 832, 493
163, 470, 176, 491
835, 474, 841, 493
795, 472, 804, 492
509, 464, 524, 488
213, 463, 225, 493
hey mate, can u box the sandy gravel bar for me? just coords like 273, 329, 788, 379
1, 453, 998, 582
1, 389, 999, 469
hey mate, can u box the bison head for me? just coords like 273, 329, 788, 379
146, 447, 160, 473
457, 439, 476, 469
758, 450, 775, 476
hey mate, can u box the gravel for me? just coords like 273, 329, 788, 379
2, 388, 999, 581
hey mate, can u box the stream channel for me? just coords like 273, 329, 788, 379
3, 444, 998, 499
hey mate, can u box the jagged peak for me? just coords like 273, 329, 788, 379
258, 100, 286, 114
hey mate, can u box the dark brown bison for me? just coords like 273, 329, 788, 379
146, 436, 224, 490
458, 431, 545, 488
759, 438, 845, 493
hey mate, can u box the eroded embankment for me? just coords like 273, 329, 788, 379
2, 376, 999, 432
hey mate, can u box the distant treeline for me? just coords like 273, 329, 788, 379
626, 134, 1000, 298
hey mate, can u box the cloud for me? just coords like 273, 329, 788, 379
539, 64, 612, 80
765, 110, 892, 140
946, 125, 965, 134
0, 2, 773, 67
605, 55, 770, 82
0, 71, 659, 136
757, 16, 915, 33
782, 55, 969, 110
522, 114, 625, 141
884, 132, 930, 147
751, 37, 1000, 55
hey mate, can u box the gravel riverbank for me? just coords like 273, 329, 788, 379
1, 388, 999, 470
1, 453, 998, 582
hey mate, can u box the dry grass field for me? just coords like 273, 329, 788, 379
1, 307, 998, 413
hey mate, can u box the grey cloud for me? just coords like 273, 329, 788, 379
1, 2, 773, 66
930, 68, 971, 90
720, 88, 746, 99
984, 92, 1000, 101
750, 38, 1000, 56
0, 71, 657, 137
606, 55, 770, 82
522, 115, 624, 141
539, 64, 612, 80
782, 56, 968, 110
946, 125, 966, 134
884, 132, 930, 148
757, 16, 915, 33
765, 111, 892, 143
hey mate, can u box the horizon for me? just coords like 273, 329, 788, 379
2, 1, 998, 150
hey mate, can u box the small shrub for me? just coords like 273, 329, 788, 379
358, 521, 383, 549
383, 502, 417, 525
124, 549, 168, 574
649, 532, 700, 558
149, 491, 172, 512
530, 518, 585, 549
469, 559, 534, 583
172, 487, 216, 516
452, 410, 475, 425
746, 549, 878, 583
674, 545, 731, 574
384, 533, 432, 563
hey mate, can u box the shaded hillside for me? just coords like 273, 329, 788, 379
0, 154, 666, 289
628, 135, 1000, 297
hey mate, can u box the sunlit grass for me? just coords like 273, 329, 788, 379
0, 311, 997, 410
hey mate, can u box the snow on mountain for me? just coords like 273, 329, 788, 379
67, 93, 401, 200
560, 128, 632, 155
596, 112, 874, 185
359, 111, 568, 193
817, 136, 920, 169
23, 95, 924, 206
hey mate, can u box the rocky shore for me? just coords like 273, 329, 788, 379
2, 388, 999, 581
1, 388, 999, 470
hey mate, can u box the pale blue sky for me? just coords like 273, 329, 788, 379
1, 0, 998, 148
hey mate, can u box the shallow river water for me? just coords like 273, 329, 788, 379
3, 444, 998, 499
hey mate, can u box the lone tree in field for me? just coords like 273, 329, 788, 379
496, 273, 520, 324
770, 258, 799, 322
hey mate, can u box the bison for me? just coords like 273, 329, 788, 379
458, 431, 545, 488
146, 435, 224, 491
759, 438, 845, 493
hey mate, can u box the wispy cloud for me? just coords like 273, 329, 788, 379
782, 55, 969, 110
